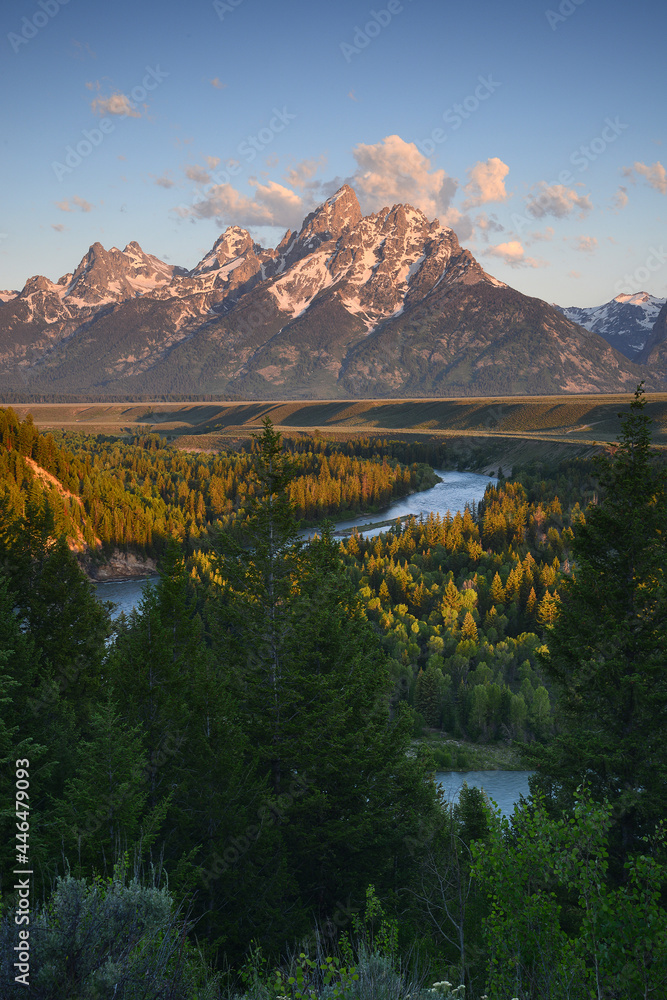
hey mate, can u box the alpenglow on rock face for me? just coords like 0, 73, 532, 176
0, 185, 655, 397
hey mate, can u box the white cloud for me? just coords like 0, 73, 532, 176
462, 157, 509, 208
572, 235, 598, 254
351, 134, 457, 217
623, 160, 667, 194
91, 92, 140, 118
525, 182, 592, 218
486, 240, 544, 268
55, 196, 93, 213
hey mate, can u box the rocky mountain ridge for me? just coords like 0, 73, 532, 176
0, 185, 659, 398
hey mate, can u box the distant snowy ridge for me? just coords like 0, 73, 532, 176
555, 292, 666, 360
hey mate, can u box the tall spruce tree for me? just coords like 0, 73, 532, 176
210, 419, 442, 935
526, 384, 667, 858
108, 544, 282, 962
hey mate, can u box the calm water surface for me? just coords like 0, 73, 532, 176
95, 577, 153, 618
436, 770, 534, 817
325, 469, 496, 539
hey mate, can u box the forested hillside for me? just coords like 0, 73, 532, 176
1, 398, 666, 999
0, 406, 439, 555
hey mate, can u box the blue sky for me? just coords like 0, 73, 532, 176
1, 0, 665, 306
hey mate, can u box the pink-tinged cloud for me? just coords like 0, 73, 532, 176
185, 164, 212, 184
624, 160, 667, 194
55, 196, 93, 213
525, 182, 592, 218
475, 213, 504, 233
486, 240, 544, 268
178, 179, 305, 229
51, 223, 66, 232
439, 206, 474, 243
472, 212, 504, 243
529, 227, 554, 242
153, 172, 175, 189
572, 235, 598, 254
351, 135, 457, 217
611, 186, 628, 210
283, 156, 327, 190
463, 157, 509, 208
91, 92, 140, 117
210, 78, 226, 89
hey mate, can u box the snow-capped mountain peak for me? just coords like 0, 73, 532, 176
556, 291, 666, 359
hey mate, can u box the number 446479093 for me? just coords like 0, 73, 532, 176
15, 760, 30, 865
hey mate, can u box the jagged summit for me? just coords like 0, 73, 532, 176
615, 291, 653, 304
279, 184, 364, 267
0, 186, 658, 397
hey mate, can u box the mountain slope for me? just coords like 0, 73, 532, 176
640, 299, 667, 379
340, 282, 644, 397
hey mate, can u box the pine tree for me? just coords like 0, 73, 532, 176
210, 419, 443, 927
53, 693, 154, 878
415, 665, 441, 727
536, 589, 560, 630
490, 571, 505, 605
0, 576, 43, 902
461, 611, 478, 642
527, 385, 667, 859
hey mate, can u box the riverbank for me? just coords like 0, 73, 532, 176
414, 731, 525, 771
82, 549, 158, 582
333, 514, 414, 537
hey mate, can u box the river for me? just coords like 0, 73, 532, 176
96, 468, 497, 617
317, 469, 497, 540
436, 770, 533, 817
95, 576, 155, 619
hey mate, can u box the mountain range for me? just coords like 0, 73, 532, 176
1, 185, 665, 399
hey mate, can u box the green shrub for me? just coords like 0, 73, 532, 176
431, 747, 453, 770
0, 868, 218, 999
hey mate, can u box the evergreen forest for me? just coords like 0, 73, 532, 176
0, 388, 666, 1000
